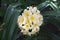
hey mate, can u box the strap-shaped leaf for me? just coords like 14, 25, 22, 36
3, 3, 21, 23
1, 3, 22, 40
25, 28, 60, 40
42, 29, 60, 40
7, 9, 22, 40
42, 11, 60, 16
42, 11, 60, 30
1, 5, 15, 40
37, 1, 58, 11
1, 9, 22, 40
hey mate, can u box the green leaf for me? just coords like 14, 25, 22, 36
6, 9, 22, 40
37, 1, 58, 11
42, 11, 60, 31
25, 28, 60, 40
1, 9, 22, 40
42, 29, 60, 40
1, 3, 23, 40
3, 3, 22, 23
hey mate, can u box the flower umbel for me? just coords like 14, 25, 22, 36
17, 6, 43, 36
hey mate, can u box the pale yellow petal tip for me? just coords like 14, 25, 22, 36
17, 6, 43, 36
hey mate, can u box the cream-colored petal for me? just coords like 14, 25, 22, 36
17, 6, 43, 36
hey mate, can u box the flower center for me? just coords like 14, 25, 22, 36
30, 16, 35, 21
25, 24, 30, 29
24, 11, 29, 17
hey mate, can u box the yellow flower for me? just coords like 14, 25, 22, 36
24, 11, 29, 17
25, 24, 30, 29
23, 9, 29, 17
18, 15, 24, 23
30, 15, 35, 21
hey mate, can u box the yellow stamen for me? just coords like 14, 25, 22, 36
25, 24, 30, 29
24, 11, 29, 17
30, 16, 35, 21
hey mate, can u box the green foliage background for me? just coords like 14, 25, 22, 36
0, 0, 60, 40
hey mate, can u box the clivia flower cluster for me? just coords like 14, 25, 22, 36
17, 6, 43, 36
